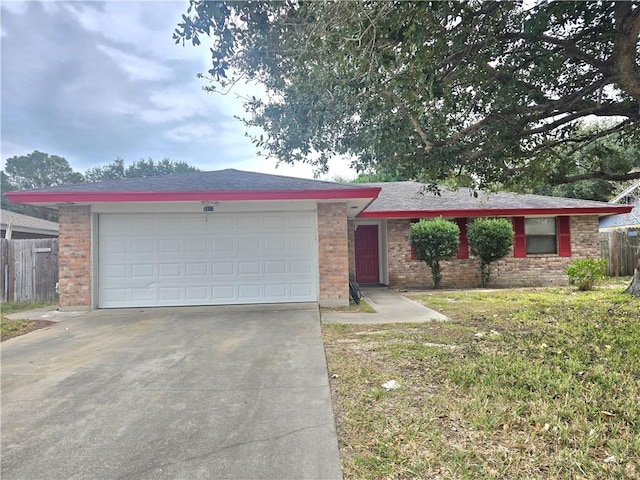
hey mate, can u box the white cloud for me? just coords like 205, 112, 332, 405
0, 1, 355, 181
166, 123, 219, 143
63, 1, 204, 62
1, 1, 28, 16
96, 44, 173, 81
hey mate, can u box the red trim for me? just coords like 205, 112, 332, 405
359, 206, 632, 218
456, 218, 469, 259
557, 216, 572, 257
513, 217, 526, 258
4, 188, 381, 204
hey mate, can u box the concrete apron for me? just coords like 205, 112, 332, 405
1, 303, 343, 480
322, 287, 448, 324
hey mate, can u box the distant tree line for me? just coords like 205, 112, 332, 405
1, 151, 200, 221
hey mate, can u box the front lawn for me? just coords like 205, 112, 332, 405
322, 287, 639, 479
1, 301, 56, 341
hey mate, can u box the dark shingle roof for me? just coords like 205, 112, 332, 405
0, 209, 58, 234
599, 200, 640, 229
21, 169, 367, 193
361, 182, 627, 215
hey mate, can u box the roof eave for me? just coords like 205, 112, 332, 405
5, 188, 381, 205
358, 205, 634, 219
0, 225, 58, 236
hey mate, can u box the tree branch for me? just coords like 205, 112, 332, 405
614, 2, 640, 101
380, 90, 434, 150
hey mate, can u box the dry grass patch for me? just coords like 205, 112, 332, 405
321, 299, 376, 313
322, 287, 639, 479
1, 302, 56, 341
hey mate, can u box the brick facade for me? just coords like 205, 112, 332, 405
318, 203, 350, 306
384, 216, 601, 289
58, 205, 92, 309
347, 220, 356, 280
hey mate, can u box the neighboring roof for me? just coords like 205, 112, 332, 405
0, 209, 59, 236
358, 182, 632, 218
600, 199, 640, 229
4, 169, 380, 204
610, 179, 640, 204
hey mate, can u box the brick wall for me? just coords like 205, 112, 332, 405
58, 206, 92, 309
386, 216, 601, 289
318, 203, 349, 306
347, 220, 356, 280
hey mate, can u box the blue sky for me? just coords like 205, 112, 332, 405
0, 1, 356, 180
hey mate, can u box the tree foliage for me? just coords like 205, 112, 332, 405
84, 157, 200, 182
175, 1, 640, 185
2, 152, 200, 221
4, 151, 84, 190
409, 218, 460, 288
468, 218, 514, 287
504, 125, 640, 200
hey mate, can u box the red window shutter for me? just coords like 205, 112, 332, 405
410, 219, 419, 260
558, 216, 572, 257
513, 217, 526, 258
456, 218, 469, 259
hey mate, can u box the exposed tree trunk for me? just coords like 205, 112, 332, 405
625, 268, 640, 296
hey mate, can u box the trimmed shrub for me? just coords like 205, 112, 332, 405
566, 258, 607, 291
410, 218, 460, 288
468, 218, 514, 287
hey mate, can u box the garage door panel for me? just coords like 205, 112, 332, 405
185, 286, 208, 301
158, 287, 180, 302
186, 263, 207, 276
185, 238, 207, 253
211, 216, 235, 229
263, 215, 286, 229
212, 262, 234, 275
212, 238, 235, 253
289, 214, 314, 228
131, 288, 155, 302
265, 261, 286, 274
291, 283, 314, 297
159, 239, 181, 253
212, 285, 235, 300
131, 264, 154, 278
99, 212, 318, 307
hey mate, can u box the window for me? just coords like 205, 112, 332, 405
525, 218, 557, 254
513, 216, 571, 257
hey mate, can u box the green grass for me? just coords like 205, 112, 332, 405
1, 301, 56, 340
322, 286, 639, 479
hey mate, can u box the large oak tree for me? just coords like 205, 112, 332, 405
175, 0, 640, 185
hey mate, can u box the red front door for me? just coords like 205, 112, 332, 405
355, 225, 379, 284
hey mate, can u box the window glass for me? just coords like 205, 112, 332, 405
525, 217, 556, 235
525, 218, 557, 254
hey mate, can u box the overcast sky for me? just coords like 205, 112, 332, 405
1, 0, 356, 180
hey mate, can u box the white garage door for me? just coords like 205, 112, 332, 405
98, 212, 318, 308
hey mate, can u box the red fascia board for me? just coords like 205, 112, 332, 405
358, 206, 633, 218
5, 188, 381, 204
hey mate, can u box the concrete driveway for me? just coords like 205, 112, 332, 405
1, 304, 342, 480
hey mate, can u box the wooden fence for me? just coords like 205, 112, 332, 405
600, 228, 640, 277
0, 238, 59, 303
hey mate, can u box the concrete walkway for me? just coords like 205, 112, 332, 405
4, 306, 85, 322
322, 287, 447, 324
